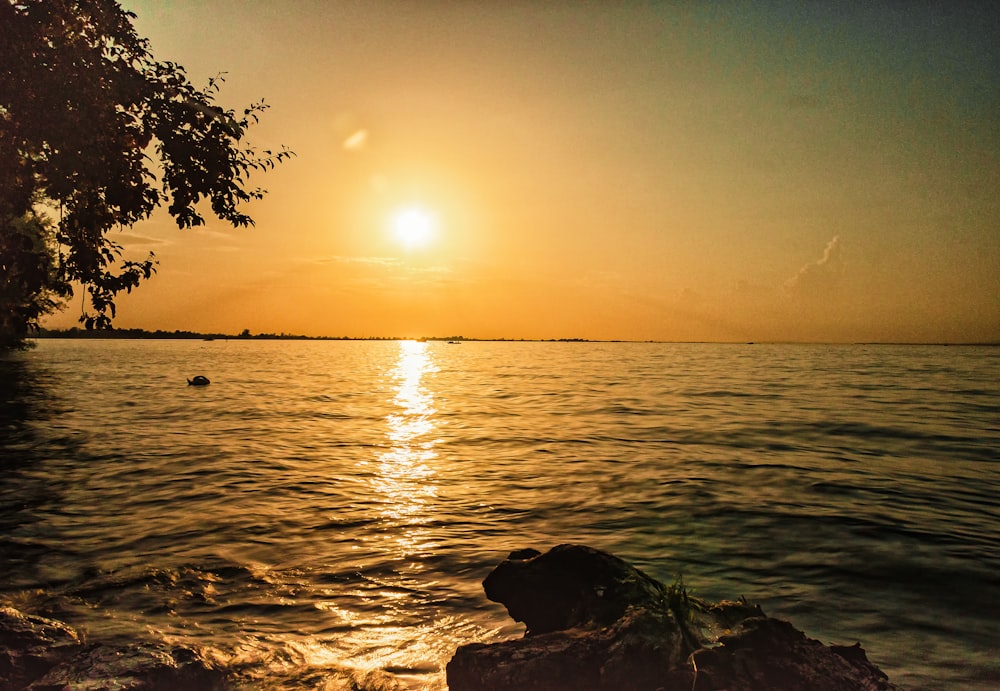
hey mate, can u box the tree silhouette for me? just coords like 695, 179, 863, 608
0, 0, 292, 348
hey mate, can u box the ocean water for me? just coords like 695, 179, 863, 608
1, 339, 997, 689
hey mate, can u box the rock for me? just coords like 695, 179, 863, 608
0, 606, 82, 691
27, 641, 226, 691
447, 544, 896, 691
0, 606, 224, 691
482, 544, 672, 635
690, 617, 895, 691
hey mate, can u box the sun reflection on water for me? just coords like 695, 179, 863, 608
341, 340, 450, 685
373, 339, 441, 558
259, 341, 452, 688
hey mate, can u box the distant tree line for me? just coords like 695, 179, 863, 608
34, 328, 597, 342
35, 327, 393, 341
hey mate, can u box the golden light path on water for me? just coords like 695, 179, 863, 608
375, 339, 441, 555
184, 341, 494, 688
333, 339, 456, 687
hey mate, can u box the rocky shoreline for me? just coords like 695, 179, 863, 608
0, 606, 224, 691
447, 545, 897, 691
2, 545, 898, 690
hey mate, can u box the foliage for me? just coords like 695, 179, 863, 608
666, 575, 693, 623
666, 575, 706, 656
0, 213, 70, 348
0, 0, 291, 347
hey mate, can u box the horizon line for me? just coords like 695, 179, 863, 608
31, 327, 1000, 348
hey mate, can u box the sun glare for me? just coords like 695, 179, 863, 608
392, 207, 436, 250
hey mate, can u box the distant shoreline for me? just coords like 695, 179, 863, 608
29, 328, 999, 347
32, 328, 594, 343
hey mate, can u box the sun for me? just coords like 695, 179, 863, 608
392, 207, 436, 250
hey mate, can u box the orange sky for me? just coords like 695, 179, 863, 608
44, 1, 1000, 342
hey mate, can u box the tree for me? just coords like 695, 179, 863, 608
0, 213, 70, 349
0, 0, 291, 348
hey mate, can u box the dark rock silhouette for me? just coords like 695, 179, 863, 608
0, 606, 81, 691
0, 606, 223, 691
447, 544, 896, 691
187, 375, 211, 386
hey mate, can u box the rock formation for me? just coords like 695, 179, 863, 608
447, 545, 896, 691
0, 606, 224, 691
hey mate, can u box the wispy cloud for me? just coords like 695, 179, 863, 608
309, 255, 400, 267
785, 235, 843, 294
115, 232, 171, 248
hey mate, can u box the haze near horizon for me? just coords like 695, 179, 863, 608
41, 1, 1000, 343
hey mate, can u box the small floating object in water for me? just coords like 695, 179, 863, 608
187, 375, 211, 386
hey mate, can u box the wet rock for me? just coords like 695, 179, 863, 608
482, 544, 671, 635
0, 606, 224, 691
27, 641, 226, 690
690, 617, 895, 691
447, 544, 896, 691
0, 606, 82, 690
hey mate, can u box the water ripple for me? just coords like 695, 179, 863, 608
1, 341, 998, 689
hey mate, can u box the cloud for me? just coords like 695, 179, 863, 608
309, 255, 399, 266
115, 232, 170, 247
785, 235, 843, 294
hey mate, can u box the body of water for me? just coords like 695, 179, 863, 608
1, 339, 998, 689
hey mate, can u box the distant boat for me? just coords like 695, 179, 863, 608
449, 341, 462, 344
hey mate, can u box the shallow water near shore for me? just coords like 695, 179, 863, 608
1, 339, 998, 689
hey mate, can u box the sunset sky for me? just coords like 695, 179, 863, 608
43, 1, 999, 342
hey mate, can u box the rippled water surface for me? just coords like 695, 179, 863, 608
1, 340, 998, 689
